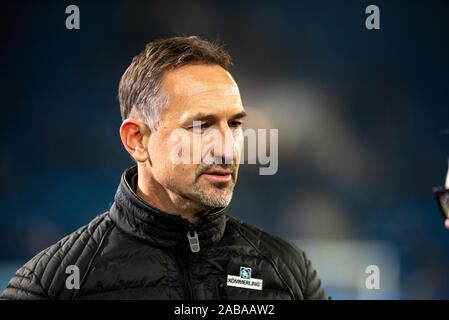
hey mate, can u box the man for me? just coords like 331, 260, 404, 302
436, 162, 449, 229
1, 36, 328, 300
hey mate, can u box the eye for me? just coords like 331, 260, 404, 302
229, 121, 242, 128
191, 122, 211, 130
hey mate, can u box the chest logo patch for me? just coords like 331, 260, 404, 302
227, 266, 263, 291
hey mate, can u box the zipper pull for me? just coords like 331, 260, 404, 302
186, 224, 200, 253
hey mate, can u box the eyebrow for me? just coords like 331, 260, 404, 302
229, 111, 247, 121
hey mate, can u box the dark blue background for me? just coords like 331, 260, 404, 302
1, 0, 448, 298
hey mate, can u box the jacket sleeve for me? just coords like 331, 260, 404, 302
0, 264, 49, 300
300, 250, 329, 300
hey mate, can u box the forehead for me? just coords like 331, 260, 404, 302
162, 64, 241, 105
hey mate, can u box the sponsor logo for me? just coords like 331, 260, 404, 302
240, 267, 251, 279
227, 266, 263, 291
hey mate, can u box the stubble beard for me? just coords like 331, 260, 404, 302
191, 179, 235, 208
166, 163, 237, 210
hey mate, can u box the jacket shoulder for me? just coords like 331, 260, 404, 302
227, 215, 328, 300
1, 212, 114, 300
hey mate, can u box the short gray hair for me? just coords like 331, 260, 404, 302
118, 36, 233, 131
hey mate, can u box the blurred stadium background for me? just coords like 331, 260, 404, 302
1, 0, 449, 299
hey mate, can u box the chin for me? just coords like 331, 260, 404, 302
198, 190, 233, 208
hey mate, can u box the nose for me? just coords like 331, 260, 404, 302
210, 127, 237, 165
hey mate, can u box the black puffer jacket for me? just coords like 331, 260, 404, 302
1, 166, 328, 300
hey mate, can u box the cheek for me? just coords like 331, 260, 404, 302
151, 131, 199, 183
148, 136, 177, 180
167, 164, 198, 189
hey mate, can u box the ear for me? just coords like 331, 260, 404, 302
120, 119, 150, 163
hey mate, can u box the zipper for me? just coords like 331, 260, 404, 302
186, 222, 200, 253
175, 253, 194, 300
174, 221, 200, 300
216, 278, 228, 300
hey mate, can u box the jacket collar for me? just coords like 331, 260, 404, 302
109, 166, 228, 252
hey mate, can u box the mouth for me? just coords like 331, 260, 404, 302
200, 169, 233, 183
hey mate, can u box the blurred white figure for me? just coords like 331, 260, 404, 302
445, 163, 449, 229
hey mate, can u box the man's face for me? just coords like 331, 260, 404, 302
147, 64, 246, 209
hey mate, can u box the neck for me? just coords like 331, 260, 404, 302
136, 165, 212, 223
